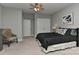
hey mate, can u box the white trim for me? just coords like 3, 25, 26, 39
18, 38, 23, 42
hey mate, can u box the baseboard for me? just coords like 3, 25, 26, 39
18, 38, 23, 42
23, 36, 34, 39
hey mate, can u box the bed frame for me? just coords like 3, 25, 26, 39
37, 40, 76, 54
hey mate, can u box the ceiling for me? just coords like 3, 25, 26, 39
0, 3, 72, 15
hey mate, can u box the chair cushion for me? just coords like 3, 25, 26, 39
3, 29, 13, 38
9, 37, 16, 41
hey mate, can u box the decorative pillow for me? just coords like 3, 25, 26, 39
70, 29, 77, 36
57, 29, 67, 35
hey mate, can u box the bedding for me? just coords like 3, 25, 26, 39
57, 29, 67, 35
36, 29, 77, 50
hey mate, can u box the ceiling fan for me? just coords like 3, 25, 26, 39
30, 3, 44, 12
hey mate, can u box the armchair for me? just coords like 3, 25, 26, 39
2, 29, 18, 47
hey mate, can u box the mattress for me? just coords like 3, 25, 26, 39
37, 40, 76, 53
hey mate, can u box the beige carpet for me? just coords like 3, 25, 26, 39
0, 37, 79, 55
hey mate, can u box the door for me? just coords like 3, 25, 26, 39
23, 19, 31, 36
37, 18, 50, 34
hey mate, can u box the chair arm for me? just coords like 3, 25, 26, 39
12, 34, 17, 37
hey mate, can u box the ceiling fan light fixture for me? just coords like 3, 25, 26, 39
34, 7, 40, 12
30, 3, 44, 12
34, 8, 37, 11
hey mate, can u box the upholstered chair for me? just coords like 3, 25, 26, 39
2, 29, 18, 47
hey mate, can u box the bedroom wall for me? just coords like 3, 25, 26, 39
2, 7, 23, 41
0, 6, 2, 28
52, 4, 79, 29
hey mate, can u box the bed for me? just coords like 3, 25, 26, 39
36, 28, 78, 53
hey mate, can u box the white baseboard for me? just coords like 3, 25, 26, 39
18, 38, 23, 42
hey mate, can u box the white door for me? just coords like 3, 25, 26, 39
23, 19, 31, 36
37, 18, 50, 34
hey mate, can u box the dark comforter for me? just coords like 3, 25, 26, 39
36, 29, 77, 50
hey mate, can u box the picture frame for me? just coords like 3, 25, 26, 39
62, 12, 73, 25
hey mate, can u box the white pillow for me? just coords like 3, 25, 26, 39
70, 29, 77, 36
57, 29, 67, 35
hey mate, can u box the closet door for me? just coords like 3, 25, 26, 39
23, 19, 31, 36
37, 18, 50, 34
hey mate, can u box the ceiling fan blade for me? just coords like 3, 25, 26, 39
39, 8, 44, 11
41, 8, 44, 10
30, 4, 34, 7
40, 4, 43, 7
35, 3, 38, 5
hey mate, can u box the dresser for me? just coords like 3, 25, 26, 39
0, 29, 3, 51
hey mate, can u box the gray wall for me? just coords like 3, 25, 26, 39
0, 6, 2, 28
2, 7, 23, 41
52, 4, 79, 29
